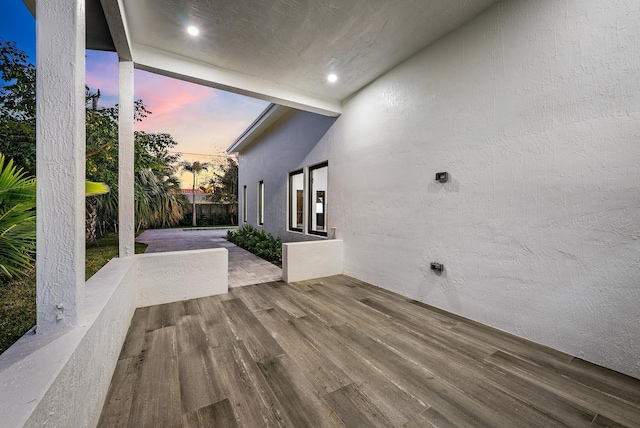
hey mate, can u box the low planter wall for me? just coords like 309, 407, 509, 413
136, 248, 228, 307
282, 240, 343, 283
0, 247, 229, 427
0, 257, 137, 428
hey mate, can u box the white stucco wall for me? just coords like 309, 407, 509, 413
0, 249, 230, 427
283, 240, 344, 283
238, 110, 336, 242
0, 257, 137, 428
239, 0, 640, 378
136, 249, 228, 307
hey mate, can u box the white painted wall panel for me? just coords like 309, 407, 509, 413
241, 0, 640, 378
283, 240, 344, 283
136, 249, 228, 307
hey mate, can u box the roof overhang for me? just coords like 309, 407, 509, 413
226, 104, 292, 154
23, 0, 117, 52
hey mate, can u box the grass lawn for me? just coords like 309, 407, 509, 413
0, 233, 147, 355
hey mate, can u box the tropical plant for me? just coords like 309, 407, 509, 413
1, 40, 188, 238
204, 157, 238, 224
85, 89, 187, 233
179, 160, 210, 226
0, 153, 35, 278
227, 224, 282, 266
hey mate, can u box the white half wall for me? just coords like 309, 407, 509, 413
0, 257, 137, 428
0, 249, 230, 427
283, 240, 343, 283
136, 249, 228, 307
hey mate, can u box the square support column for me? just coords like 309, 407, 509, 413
35, 0, 86, 332
118, 60, 135, 257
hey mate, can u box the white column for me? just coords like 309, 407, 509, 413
118, 60, 135, 257
36, 0, 86, 332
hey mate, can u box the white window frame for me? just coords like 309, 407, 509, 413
308, 161, 328, 237
242, 185, 247, 223
288, 169, 304, 232
257, 180, 264, 226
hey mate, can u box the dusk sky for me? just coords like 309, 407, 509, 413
1, 2, 269, 186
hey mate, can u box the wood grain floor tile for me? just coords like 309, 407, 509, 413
196, 296, 235, 347
97, 356, 139, 428
119, 307, 149, 359
178, 345, 226, 415
323, 383, 397, 428
221, 298, 285, 362
209, 340, 292, 427
253, 307, 351, 394
183, 399, 239, 428
258, 354, 345, 428
128, 327, 181, 428
99, 275, 640, 428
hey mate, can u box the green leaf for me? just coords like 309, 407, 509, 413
85, 181, 109, 196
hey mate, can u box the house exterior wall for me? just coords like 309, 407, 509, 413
238, 110, 336, 241
238, 0, 640, 378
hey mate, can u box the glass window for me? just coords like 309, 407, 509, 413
289, 170, 304, 231
258, 180, 264, 225
242, 185, 247, 223
308, 162, 328, 236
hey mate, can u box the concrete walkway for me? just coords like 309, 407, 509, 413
136, 228, 282, 288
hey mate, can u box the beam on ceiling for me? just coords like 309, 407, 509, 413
132, 44, 342, 117
99, 0, 132, 60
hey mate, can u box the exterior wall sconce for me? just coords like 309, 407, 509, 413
435, 172, 448, 183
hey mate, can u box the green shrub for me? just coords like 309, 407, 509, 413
0, 153, 36, 278
227, 224, 282, 266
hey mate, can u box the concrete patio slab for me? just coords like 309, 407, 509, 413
136, 228, 282, 287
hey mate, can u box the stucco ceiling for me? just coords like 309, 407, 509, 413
115, 0, 500, 106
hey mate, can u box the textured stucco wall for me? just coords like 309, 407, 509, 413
36, 0, 87, 332
0, 247, 231, 427
238, 110, 335, 242
0, 258, 137, 428
242, 0, 640, 378
283, 240, 344, 283
136, 249, 228, 307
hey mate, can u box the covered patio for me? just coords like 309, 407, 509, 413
1, 0, 639, 426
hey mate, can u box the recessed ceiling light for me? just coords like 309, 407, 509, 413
187, 26, 199, 36
327, 73, 338, 83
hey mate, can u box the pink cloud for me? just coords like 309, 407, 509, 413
84, 52, 269, 176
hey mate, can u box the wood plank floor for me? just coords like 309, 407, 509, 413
98, 275, 640, 428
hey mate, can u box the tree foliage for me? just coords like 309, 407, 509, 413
0, 40, 187, 237
0, 39, 36, 175
205, 157, 238, 204
85, 89, 187, 231
202, 157, 238, 224
0, 153, 35, 278
179, 160, 210, 227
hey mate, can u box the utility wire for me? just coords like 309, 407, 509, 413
168, 151, 237, 158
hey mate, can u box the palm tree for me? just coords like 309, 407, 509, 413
0, 153, 36, 278
178, 160, 210, 226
